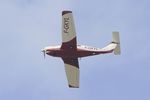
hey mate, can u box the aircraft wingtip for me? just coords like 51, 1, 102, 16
69, 84, 79, 88
62, 11, 72, 16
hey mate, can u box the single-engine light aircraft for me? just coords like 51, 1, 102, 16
42, 11, 121, 88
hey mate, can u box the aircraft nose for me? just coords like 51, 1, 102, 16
42, 49, 50, 54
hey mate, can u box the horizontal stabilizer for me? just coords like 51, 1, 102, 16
112, 32, 121, 55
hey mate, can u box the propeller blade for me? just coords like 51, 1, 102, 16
42, 49, 46, 59
43, 51, 45, 58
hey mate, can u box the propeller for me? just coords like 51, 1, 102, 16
41, 49, 46, 59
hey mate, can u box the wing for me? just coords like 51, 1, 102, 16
62, 58, 79, 88
61, 11, 77, 50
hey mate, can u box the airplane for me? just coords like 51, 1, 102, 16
42, 11, 121, 88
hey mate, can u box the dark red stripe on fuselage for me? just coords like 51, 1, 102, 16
76, 49, 114, 58
46, 47, 113, 58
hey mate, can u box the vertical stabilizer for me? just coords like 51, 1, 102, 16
112, 32, 121, 55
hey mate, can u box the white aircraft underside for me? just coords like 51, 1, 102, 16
42, 11, 121, 88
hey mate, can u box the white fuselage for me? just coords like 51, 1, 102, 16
42, 43, 117, 58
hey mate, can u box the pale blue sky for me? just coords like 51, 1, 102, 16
0, 0, 150, 100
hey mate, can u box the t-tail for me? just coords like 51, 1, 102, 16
112, 32, 121, 55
